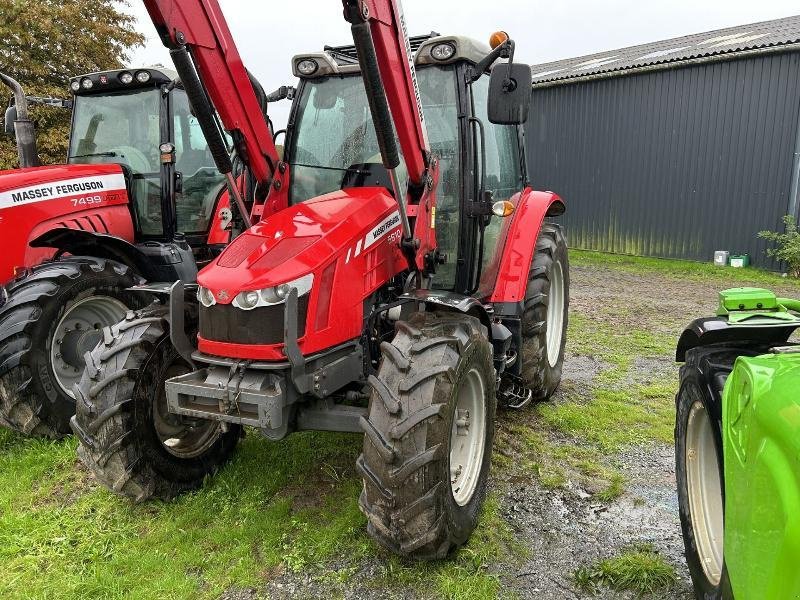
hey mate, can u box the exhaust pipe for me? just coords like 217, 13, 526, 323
1, 72, 40, 168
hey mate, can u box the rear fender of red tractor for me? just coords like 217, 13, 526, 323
484, 188, 566, 304
0, 163, 133, 284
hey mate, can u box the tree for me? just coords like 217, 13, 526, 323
0, 0, 144, 169
759, 215, 800, 278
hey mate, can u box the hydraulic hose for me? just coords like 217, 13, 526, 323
169, 47, 250, 228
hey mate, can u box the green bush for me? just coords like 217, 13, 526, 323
759, 215, 800, 277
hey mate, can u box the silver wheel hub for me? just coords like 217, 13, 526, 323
153, 361, 222, 458
686, 400, 724, 585
546, 260, 565, 367
50, 296, 128, 398
449, 367, 487, 506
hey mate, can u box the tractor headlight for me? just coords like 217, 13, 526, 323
118, 71, 133, 84
430, 42, 456, 61
81, 77, 93, 90
233, 274, 314, 311
197, 286, 216, 307
70, 80, 80, 93
135, 70, 151, 83
296, 59, 318, 76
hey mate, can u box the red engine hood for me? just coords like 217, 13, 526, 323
0, 162, 125, 194
0, 162, 132, 283
198, 187, 399, 297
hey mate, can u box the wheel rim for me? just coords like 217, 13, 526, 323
449, 367, 487, 506
152, 358, 222, 458
545, 260, 565, 368
686, 400, 724, 585
50, 296, 129, 398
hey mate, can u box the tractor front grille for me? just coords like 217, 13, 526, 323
198, 296, 308, 345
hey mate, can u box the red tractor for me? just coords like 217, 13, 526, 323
72, 0, 569, 558
0, 65, 273, 437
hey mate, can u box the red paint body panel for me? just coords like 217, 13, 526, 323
205, 189, 232, 245
488, 188, 565, 304
197, 186, 405, 359
0, 163, 133, 282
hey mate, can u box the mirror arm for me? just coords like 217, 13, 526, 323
469, 39, 514, 83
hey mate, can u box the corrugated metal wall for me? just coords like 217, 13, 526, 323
526, 51, 800, 266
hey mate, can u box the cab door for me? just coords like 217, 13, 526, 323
467, 75, 526, 297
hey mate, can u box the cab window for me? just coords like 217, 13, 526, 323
172, 91, 226, 234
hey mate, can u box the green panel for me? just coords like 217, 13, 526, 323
723, 354, 800, 599
718, 288, 777, 312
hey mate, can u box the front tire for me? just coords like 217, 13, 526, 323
519, 223, 569, 400
676, 347, 742, 599
71, 304, 240, 501
0, 257, 143, 437
357, 311, 496, 559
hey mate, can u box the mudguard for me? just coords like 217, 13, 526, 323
31, 229, 197, 283
486, 188, 565, 304
722, 353, 800, 599
676, 317, 799, 362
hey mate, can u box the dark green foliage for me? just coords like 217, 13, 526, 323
0, 0, 144, 168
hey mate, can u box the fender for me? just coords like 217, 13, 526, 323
29, 228, 193, 282
488, 188, 565, 304
676, 317, 799, 361
401, 288, 492, 333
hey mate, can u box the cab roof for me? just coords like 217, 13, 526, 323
292, 33, 491, 78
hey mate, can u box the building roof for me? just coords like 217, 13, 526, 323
531, 14, 800, 86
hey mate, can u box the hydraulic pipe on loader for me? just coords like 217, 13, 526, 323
342, 0, 438, 274
143, 0, 290, 222
1, 72, 40, 168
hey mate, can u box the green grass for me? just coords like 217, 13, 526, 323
571, 249, 800, 289
0, 425, 514, 600
573, 544, 677, 597
6, 248, 750, 598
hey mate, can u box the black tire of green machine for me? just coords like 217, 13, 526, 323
71, 304, 241, 501
0, 257, 145, 438
357, 311, 496, 559
519, 223, 569, 401
675, 347, 738, 600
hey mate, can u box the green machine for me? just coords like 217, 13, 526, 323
675, 288, 800, 599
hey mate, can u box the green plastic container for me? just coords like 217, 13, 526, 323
723, 353, 800, 599
729, 254, 750, 268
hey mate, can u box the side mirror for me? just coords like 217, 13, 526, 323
487, 63, 532, 125
4, 104, 17, 137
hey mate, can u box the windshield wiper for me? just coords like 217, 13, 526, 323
293, 163, 367, 174
69, 151, 117, 159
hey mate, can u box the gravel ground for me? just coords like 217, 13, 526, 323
228, 260, 798, 599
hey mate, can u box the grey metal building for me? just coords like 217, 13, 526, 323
525, 16, 800, 266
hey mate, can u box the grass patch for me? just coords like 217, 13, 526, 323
574, 544, 677, 597
571, 249, 800, 289
0, 429, 372, 599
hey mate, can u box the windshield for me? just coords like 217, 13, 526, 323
288, 75, 404, 204
69, 88, 160, 173
288, 65, 461, 288
69, 88, 162, 235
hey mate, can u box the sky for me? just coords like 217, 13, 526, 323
124, 0, 800, 127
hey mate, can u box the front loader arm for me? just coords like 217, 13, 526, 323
143, 0, 287, 218
343, 0, 437, 272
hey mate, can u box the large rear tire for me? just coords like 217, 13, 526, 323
71, 304, 240, 501
519, 223, 569, 400
676, 347, 744, 599
357, 311, 496, 559
0, 257, 144, 437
